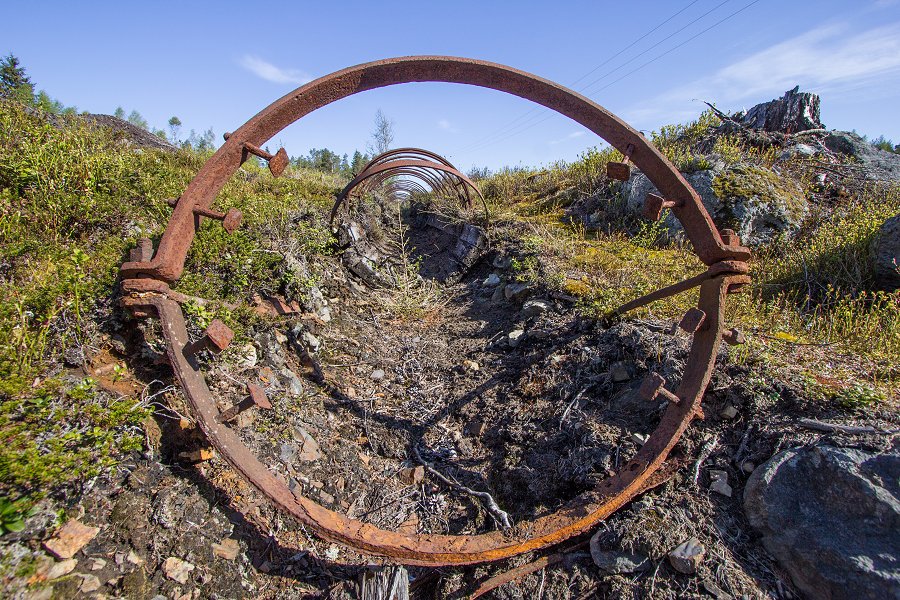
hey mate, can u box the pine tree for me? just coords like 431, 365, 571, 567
350, 150, 368, 174
127, 110, 149, 130
0, 54, 35, 103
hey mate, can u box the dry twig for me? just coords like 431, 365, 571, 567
413, 445, 512, 530
798, 418, 899, 435
691, 437, 719, 485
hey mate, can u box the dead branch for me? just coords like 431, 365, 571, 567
691, 437, 719, 485
470, 540, 589, 598
733, 423, 754, 467
701, 100, 741, 125
560, 386, 588, 426
798, 418, 899, 435
413, 445, 512, 530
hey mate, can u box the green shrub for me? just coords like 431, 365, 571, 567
0, 100, 348, 498
835, 383, 886, 409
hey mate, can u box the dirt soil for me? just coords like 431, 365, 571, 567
5, 201, 898, 600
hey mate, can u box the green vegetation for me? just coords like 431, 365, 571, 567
0, 67, 897, 514
0, 98, 344, 503
477, 110, 899, 399
0, 496, 36, 534
1, 53, 77, 115
866, 134, 898, 154
650, 108, 721, 172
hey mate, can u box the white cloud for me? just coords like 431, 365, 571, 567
438, 119, 458, 133
238, 55, 310, 85
549, 130, 586, 145
626, 22, 900, 125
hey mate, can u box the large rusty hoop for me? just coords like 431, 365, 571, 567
329, 156, 485, 223
120, 56, 750, 566
328, 147, 486, 223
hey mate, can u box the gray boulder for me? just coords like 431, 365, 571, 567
824, 131, 900, 182
744, 444, 900, 600
874, 214, 900, 291
711, 164, 808, 245
624, 162, 807, 246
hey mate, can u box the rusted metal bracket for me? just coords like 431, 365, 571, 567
607, 261, 749, 320
643, 192, 683, 221
165, 198, 243, 234
118, 56, 751, 567
218, 383, 271, 423
606, 143, 635, 181
242, 142, 289, 177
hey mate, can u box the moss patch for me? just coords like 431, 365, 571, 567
712, 164, 808, 227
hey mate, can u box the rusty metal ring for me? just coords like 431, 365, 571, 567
328, 148, 486, 223
120, 56, 750, 566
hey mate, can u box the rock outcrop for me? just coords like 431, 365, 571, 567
744, 444, 900, 600
80, 113, 178, 152
823, 131, 900, 182
874, 214, 900, 291
336, 201, 486, 287
409, 212, 487, 282
623, 162, 807, 246
24, 107, 178, 151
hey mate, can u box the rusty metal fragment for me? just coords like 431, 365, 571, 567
643, 192, 683, 221
722, 328, 746, 345
218, 383, 271, 423
606, 143, 635, 181
720, 228, 741, 247
243, 142, 288, 177
679, 308, 708, 333
183, 319, 234, 357
165, 198, 243, 233
638, 373, 681, 405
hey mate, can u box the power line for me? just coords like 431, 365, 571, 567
577, 0, 732, 95
589, 0, 763, 95
451, 0, 707, 155
569, 0, 705, 88
457, 0, 734, 155
460, 0, 733, 154
459, 0, 760, 156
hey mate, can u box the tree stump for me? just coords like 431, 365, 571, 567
358, 565, 409, 600
740, 86, 823, 133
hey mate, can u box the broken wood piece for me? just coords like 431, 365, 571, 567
358, 565, 409, 600
471, 540, 589, 598
797, 418, 898, 435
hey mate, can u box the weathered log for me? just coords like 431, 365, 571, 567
358, 565, 409, 600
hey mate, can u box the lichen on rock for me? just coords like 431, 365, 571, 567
711, 163, 808, 245
621, 161, 807, 246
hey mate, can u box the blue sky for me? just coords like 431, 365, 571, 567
6, 0, 900, 171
